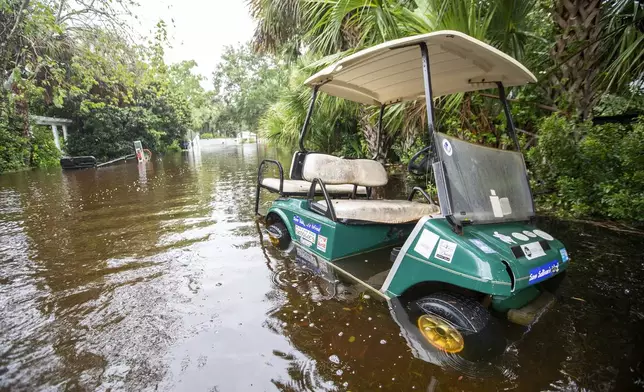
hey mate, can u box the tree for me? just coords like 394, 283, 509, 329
211, 43, 288, 136
250, 0, 542, 157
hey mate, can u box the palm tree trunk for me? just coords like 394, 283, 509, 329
550, 0, 603, 120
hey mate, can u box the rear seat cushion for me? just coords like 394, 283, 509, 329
302, 154, 388, 187
317, 199, 440, 224
261, 178, 367, 195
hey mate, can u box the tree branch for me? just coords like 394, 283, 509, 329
6, 0, 31, 45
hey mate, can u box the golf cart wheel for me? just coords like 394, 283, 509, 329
267, 221, 291, 250
411, 292, 490, 354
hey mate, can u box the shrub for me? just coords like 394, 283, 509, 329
30, 126, 61, 168
528, 114, 644, 223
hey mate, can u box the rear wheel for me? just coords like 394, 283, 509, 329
410, 292, 501, 357
267, 221, 291, 250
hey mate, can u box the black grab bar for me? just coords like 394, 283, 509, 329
255, 159, 285, 215
307, 178, 337, 221
407, 186, 435, 205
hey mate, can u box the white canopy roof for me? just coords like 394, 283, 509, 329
304, 30, 537, 105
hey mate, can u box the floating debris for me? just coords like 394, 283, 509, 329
329, 355, 340, 364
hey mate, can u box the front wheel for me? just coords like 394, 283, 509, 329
267, 221, 291, 250
410, 292, 500, 357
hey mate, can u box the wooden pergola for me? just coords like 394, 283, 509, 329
30, 115, 72, 151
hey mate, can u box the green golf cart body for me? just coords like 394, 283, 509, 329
255, 31, 570, 351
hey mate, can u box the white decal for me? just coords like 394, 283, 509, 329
512, 232, 529, 241
533, 229, 554, 241
295, 225, 316, 247
493, 231, 516, 244
414, 229, 440, 259
521, 241, 546, 260
434, 239, 457, 263
317, 235, 328, 252
442, 139, 453, 156
500, 197, 512, 215
469, 239, 496, 254
523, 230, 537, 238
489, 190, 504, 218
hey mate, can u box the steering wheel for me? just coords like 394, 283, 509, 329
407, 146, 433, 176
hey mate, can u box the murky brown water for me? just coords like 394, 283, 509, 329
1, 141, 643, 391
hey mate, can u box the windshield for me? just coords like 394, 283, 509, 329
434, 133, 534, 224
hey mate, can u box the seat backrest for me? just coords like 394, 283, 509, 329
301, 153, 388, 187
289, 151, 307, 180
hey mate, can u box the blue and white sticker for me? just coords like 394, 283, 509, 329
560, 248, 569, 262
442, 139, 453, 156
469, 239, 497, 254
293, 215, 321, 233
293, 216, 318, 247
529, 260, 559, 284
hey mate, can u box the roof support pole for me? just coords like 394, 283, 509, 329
419, 42, 436, 146
497, 82, 521, 152
373, 104, 386, 160
298, 85, 319, 152
62, 125, 68, 141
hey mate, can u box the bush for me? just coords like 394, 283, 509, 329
0, 127, 29, 173
528, 114, 644, 222
31, 126, 61, 168
165, 140, 182, 152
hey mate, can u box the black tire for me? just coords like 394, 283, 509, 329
267, 221, 291, 250
409, 292, 504, 360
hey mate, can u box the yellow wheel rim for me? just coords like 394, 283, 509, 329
417, 314, 464, 353
268, 234, 280, 247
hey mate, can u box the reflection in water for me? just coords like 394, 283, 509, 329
0, 140, 642, 391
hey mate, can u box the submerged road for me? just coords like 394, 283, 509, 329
0, 141, 642, 391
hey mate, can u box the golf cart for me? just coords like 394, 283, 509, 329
256, 31, 570, 354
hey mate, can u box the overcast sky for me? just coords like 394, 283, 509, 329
133, 0, 256, 88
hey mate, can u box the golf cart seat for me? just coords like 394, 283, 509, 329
303, 154, 438, 224
317, 199, 439, 224
258, 152, 368, 197
260, 178, 367, 195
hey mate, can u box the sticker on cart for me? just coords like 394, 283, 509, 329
529, 260, 559, 284
469, 239, 497, 254
414, 229, 440, 258
493, 231, 516, 244
521, 241, 546, 260
434, 239, 457, 263
560, 248, 569, 262
295, 225, 316, 247
533, 229, 554, 241
317, 235, 328, 252
523, 230, 537, 238
293, 215, 321, 233
442, 139, 453, 156
512, 232, 530, 241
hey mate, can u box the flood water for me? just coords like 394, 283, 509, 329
1, 141, 643, 392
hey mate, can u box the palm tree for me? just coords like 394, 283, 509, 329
251, 0, 541, 156
549, 0, 644, 119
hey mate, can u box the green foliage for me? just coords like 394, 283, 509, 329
528, 115, 644, 221
30, 126, 61, 168
212, 43, 289, 136
0, 0, 202, 172
0, 127, 29, 173
259, 61, 361, 155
